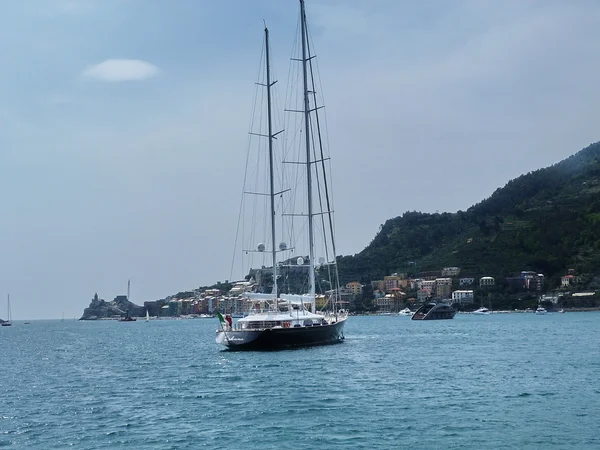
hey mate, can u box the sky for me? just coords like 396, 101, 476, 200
1, 0, 600, 319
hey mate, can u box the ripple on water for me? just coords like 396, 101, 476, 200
2, 314, 600, 449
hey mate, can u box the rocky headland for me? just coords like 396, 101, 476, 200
80, 293, 145, 320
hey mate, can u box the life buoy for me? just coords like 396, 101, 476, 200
283, 321, 291, 328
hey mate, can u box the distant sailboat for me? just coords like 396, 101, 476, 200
473, 293, 492, 315
2, 294, 12, 326
146, 309, 150, 322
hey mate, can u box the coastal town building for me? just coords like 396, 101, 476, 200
421, 280, 436, 293
459, 277, 474, 286
316, 295, 328, 310
561, 275, 576, 287
410, 278, 422, 290
346, 281, 363, 296
451, 290, 474, 304
376, 295, 393, 312
521, 271, 545, 291
441, 267, 461, 277
540, 294, 560, 304
384, 275, 404, 291
435, 278, 452, 299
505, 272, 545, 291
228, 281, 253, 296
480, 276, 495, 287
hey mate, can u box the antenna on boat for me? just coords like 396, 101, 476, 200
300, 0, 316, 312
265, 25, 279, 312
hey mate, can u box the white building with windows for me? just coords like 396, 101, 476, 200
459, 277, 474, 286
480, 276, 495, 287
452, 290, 474, 304
442, 267, 461, 276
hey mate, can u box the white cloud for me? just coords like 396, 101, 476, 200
82, 59, 160, 82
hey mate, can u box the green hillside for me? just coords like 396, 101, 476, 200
337, 142, 600, 288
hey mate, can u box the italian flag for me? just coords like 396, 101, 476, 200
217, 312, 231, 328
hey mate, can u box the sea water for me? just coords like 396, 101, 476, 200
1, 313, 599, 449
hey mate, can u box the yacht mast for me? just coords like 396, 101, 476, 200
265, 26, 278, 310
300, 0, 316, 310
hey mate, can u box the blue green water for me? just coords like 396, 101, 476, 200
2, 313, 599, 449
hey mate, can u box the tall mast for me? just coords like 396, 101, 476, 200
127, 279, 131, 301
265, 26, 278, 310
300, 0, 315, 309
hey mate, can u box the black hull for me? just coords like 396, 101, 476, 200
412, 311, 456, 320
412, 303, 456, 320
217, 319, 346, 351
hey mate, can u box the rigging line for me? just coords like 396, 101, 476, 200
306, 25, 334, 260
230, 38, 267, 281
304, 33, 334, 306
306, 23, 335, 215
306, 23, 341, 306
309, 101, 331, 267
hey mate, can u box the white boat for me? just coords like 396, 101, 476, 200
1, 294, 12, 327
216, 1, 347, 350
558, 308, 565, 313
145, 309, 150, 322
473, 294, 492, 315
397, 308, 414, 316
535, 306, 547, 315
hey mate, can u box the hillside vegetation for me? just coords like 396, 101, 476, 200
337, 142, 600, 288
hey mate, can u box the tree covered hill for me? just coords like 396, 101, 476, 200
337, 142, 600, 287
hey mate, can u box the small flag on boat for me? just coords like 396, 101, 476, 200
217, 312, 226, 325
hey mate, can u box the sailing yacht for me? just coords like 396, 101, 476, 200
216, 1, 347, 350
2, 294, 12, 326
